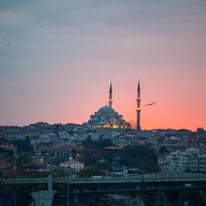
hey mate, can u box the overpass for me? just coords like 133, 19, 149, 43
2, 172, 206, 206
2, 172, 206, 188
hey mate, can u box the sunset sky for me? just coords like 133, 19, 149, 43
0, 1, 206, 131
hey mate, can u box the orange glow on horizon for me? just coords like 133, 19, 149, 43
0, 1, 206, 134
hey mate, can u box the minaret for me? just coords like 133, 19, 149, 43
108, 82, 113, 108
136, 80, 141, 131
69, 151, 73, 161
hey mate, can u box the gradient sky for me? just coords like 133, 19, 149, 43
0, 1, 206, 131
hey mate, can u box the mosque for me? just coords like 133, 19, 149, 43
86, 82, 141, 129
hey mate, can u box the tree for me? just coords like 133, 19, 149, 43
130, 158, 141, 168
49, 156, 62, 166
71, 148, 77, 157
104, 154, 121, 164
94, 160, 113, 172
127, 120, 136, 129
76, 153, 87, 163
17, 155, 32, 165
141, 160, 160, 173
159, 146, 168, 154
84, 150, 96, 166
98, 139, 113, 148
99, 136, 103, 142
79, 167, 106, 177
52, 168, 68, 177
118, 154, 131, 167
84, 137, 113, 150
124, 143, 158, 164
28, 171, 50, 178
85, 135, 92, 144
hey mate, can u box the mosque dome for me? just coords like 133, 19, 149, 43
27, 126, 39, 132
40, 135, 50, 139
97, 106, 115, 114
48, 132, 58, 138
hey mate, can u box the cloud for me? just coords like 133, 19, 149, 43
0, 0, 206, 129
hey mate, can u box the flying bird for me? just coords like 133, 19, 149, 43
145, 102, 156, 107
6, 43, 11, 46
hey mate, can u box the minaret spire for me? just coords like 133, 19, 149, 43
108, 81, 113, 108
69, 151, 73, 161
136, 79, 141, 131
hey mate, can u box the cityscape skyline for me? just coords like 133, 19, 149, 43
0, 1, 206, 131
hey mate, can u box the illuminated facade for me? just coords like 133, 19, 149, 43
87, 83, 131, 129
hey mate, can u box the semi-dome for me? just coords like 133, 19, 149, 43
27, 126, 39, 132
107, 117, 118, 121
97, 106, 115, 113
61, 131, 68, 135
90, 117, 100, 121
48, 132, 58, 138
98, 121, 106, 125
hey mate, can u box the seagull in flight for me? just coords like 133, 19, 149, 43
145, 102, 156, 107
6, 43, 11, 46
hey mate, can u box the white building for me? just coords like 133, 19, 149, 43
188, 154, 198, 171
189, 154, 206, 172
197, 155, 206, 172
60, 160, 84, 171
161, 147, 200, 172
